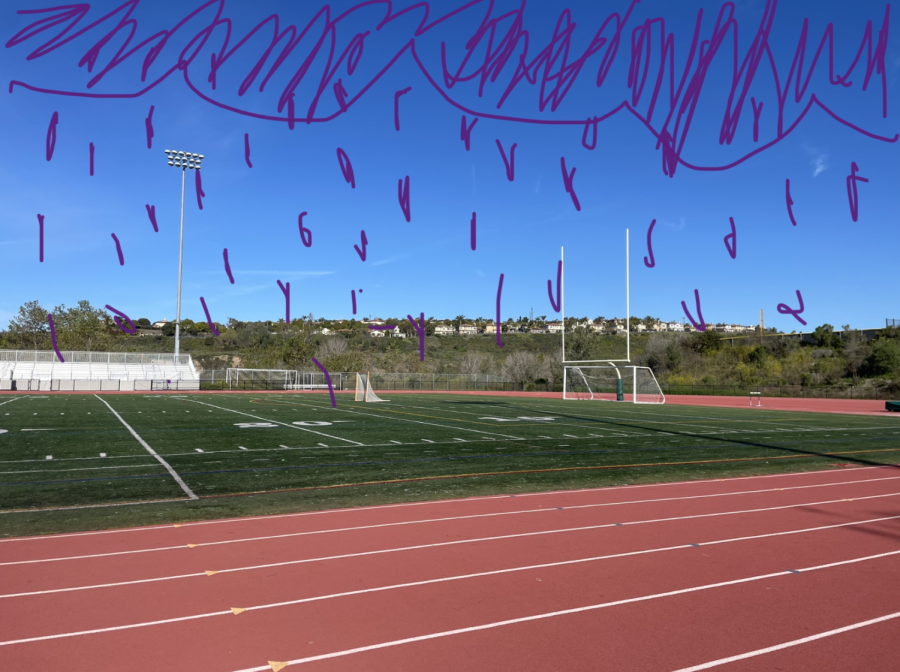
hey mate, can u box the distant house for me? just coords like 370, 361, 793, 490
589, 322, 605, 333
667, 322, 684, 332
616, 324, 627, 334
459, 323, 478, 336
651, 322, 666, 332
632, 323, 646, 332
137, 328, 162, 337
362, 318, 385, 327
484, 324, 497, 334
152, 320, 170, 329
529, 327, 547, 334
435, 324, 455, 336
547, 322, 564, 334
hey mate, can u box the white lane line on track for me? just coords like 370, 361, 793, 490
2, 490, 898, 568
672, 612, 900, 671
94, 396, 198, 501
183, 399, 362, 445
0, 467, 888, 542
4, 511, 897, 600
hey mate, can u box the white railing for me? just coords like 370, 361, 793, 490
0, 350, 193, 366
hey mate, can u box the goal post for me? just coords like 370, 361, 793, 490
563, 365, 665, 404
225, 368, 297, 390
354, 371, 387, 402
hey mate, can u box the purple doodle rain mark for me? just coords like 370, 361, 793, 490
199, 297, 220, 335
846, 162, 868, 222
333, 78, 348, 112
496, 273, 505, 348
277, 280, 290, 324
724, 217, 737, 259
145, 105, 154, 149
298, 212, 312, 247
47, 313, 64, 362
470, 212, 476, 251
560, 157, 580, 211
394, 86, 411, 131
581, 117, 599, 150
644, 219, 656, 268
786, 179, 798, 227
548, 260, 562, 312
111, 233, 124, 266
681, 289, 706, 332
46, 111, 58, 161
37, 214, 44, 262
223, 248, 234, 284
398, 176, 410, 222
145, 204, 158, 232
750, 97, 763, 142
351, 289, 357, 315
777, 290, 807, 326
369, 324, 396, 330
195, 169, 204, 210
496, 140, 516, 181
354, 230, 368, 261
244, 133, 252, 168
460, 115, 478, 151
105, 304, 136, 334
89, 142, 94, 176
408, 312, 425, 361
5, 2, 897, 176
336, 148, 355, 188
311, 357, 336, 408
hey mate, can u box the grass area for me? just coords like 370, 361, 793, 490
1, 392, 898, 537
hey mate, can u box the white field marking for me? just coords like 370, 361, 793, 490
99, 453, 106, 458
0, 398, 23, 407
194, 449, 204, 453
21, 429, 56, 432
390, 440, 402, 444
4, 489, 899, 568
184, 398, 362, 445
0, 464, 165, 477
318, 443, 328, 447
4, 509, 899, 613
422, 439, 434, 443
672, 611, 900, 671
94, 396, 198, 501
239, 446, 249, 451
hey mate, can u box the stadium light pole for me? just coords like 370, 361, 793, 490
164, 149, 204, 359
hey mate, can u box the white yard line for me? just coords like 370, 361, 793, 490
94, 396, 198, 500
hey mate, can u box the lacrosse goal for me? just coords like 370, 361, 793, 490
354, 371, 386, 402
563, 365, 665, 404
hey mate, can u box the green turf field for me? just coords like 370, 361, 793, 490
1, 392, 898, 536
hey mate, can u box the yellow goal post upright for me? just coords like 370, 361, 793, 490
560, 229, 665, 404
354, 371, 387, 402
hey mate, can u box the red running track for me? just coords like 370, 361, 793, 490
1, 466, 899, 671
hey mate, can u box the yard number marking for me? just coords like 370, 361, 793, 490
480, 416, 557, 422
235, 423, 277, 429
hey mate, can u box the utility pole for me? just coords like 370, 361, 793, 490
759, 309, 764, 346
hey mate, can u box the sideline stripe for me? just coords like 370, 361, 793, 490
0, 397, 23, 407
672, 611, 900, 671
3, 490, 898, 568
94, 396, 197, 500
3, 511, 897, 600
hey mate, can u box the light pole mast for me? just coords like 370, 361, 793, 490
164, 149, 204, 359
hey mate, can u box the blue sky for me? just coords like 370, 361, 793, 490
1, 0, 898, 333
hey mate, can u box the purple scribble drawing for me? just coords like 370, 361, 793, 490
298, 212, 312, 247
45, 111, 58, 161
37, 214, 44, 262
581, 117, 599, 150
47, 313, 64, 362
496, 273, 505, 348
846, 161, 868, 222
470, 212, 476, 251
333, 78, 348, 112
681, 289, 706, 332
145, 105, 154, 149
105, 304, 136, 334
408, 312, 425, 361
244, 133, 252, 168
351, 289, 357, 315
277, 279, 290, 324
560, 157, 580, 211
89, 142, 94, 176
548, 260, 561, 312
777, 290, 807, 326
785, 179, 797, 226
223, 248, 234, 284
496, 140, 516, 181
311, 357, 336, 408
6, 2, 896, 175
394, 86, 412, 131
145, 204, 158, 232
337, 148, 355, 188
724, 217, 737, 259
398, 175, 410, 222
111, 233, 124, 266
354, 230, 368, 261
750, 97, 763, 142
195, 169, 204, 210
460, 115, 478, 151
644, 219, 656, 268
369, 324, 396, 330
199, 296, 220, 335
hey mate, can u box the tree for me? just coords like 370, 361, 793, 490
161, 322, 176, 337
843, 329, 869, 384
135, 318, 151, 328
690, 330, 722, 356
9, 300, 49, 350
813, 324, 835, 348
454, 314, 466, 329
51, 301, 111, 350
869, 339, 900, 375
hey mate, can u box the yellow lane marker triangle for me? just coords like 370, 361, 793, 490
205, 570, 218, 576
187, 544, 199, 549
231, 607, 246, 615
269, 662, 288, 672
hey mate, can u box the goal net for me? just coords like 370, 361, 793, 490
563, 366, 665, 404
226, 368, 297, 390
355, 372, 386, 402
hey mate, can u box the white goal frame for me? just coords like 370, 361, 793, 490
354, 371, 387, 402
563, 365, 665, 404
225, 368, 297, 389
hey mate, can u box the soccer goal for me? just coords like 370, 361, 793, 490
354, 371, 387, 402
563, 365, 665, 404
226, 368, 297, 390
